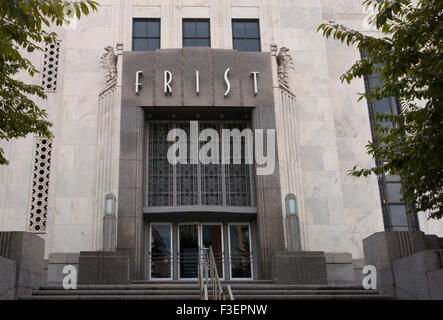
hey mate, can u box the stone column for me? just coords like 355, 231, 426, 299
252, 105, 285, 279
116, 105, 145, 280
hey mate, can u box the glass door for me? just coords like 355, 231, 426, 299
201, 223, 224, 279
178, 224, 199, 279
150, 224, 172, 280
228, 223, 252, 279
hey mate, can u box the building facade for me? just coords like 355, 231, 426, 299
0, 0, 441, 282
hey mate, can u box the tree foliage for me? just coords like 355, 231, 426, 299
318, 0, 442, 219
0, 0, 98, 165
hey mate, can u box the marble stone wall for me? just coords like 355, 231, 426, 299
0, 0, 441, 263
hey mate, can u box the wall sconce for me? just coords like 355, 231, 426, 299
286, 193, 297, 216
285, 193, 301, 251
103, 193, 116, 251
105, 193, 116, 215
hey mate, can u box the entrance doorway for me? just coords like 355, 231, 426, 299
178, 223, 223, 279
148, 222, 253, 280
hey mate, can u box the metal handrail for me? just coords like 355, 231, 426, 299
198, 246, 234, 300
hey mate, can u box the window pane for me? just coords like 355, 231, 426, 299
196, 21, 209, 37
232, 22, 245, 37
229, 224, 251, 279
389, 97, 400, 114
179, 224, 199, 278
233, 39, 246, 51
183, 39, 196, 47
392, 226, 409, 231
245, 21, 259, 37
374, 98, 393, 114
369, 76, 383, 89
147, 21, 160, 37
202, 225, 223, 278
389, 205, 408, 226
151, 224, 171, 279
386, 182, 402, 203
246, 39, 260, 52
196, 39, 210, 47
134, 21, 148, 37
147, 38, 160, 51
133, 38, 147, 51
183, 21, 195, 37
385, 173, 401, 182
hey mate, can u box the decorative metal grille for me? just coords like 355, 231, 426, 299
147, 122, 253, 207
176, 122, 198, 206
28, 137, 52, 232
147, 123, 174, 206
41, 42, 60, 92
224, 123, 252, 207
200, 123, 223, 206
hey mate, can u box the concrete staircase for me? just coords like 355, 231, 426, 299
20, 281, 392, 300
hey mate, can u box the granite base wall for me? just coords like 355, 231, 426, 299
393, 249, 443, 300
78, 251, 130, 285
363, 231, 443, 298
46, 253, 80, 286
273, 251, 328, 285
0, 257, 17, 300
0, 232, 45, 299
325, 252, 354, 286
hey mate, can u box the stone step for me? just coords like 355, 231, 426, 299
234, 294, 393, 300
20, 295, 201, 300
20, 294, 391, 300
37, 284, 366, 291
24, 282, 390, 300
131, 280, 274, 284
232, 289, 378, 295
32, 289, 201, 295
38, 284, 200, 290
31, 289, 378, 296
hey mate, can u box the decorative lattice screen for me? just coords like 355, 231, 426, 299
147, 121, 252, 207
41, 42, 60, 92
200, 123, 223, 206
28, 137, 52, 232
147, 123, 174, 207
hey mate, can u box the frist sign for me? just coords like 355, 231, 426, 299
136, 68, 260, 96
121, 48, 274, 108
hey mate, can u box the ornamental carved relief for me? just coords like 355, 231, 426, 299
100, 46, 118, 86
276, 47, 294, 88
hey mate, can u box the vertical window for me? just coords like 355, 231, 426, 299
133, 19, 160, 51
183, 19, 210, 47
383, 166, 411, 231
232, 19, 260, 52
362, 52, 419, 231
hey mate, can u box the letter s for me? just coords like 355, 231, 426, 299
224, 68, 231, 96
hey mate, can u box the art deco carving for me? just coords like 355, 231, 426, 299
277, 47, 294, 87
100, 46, 117, 85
